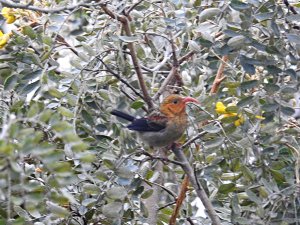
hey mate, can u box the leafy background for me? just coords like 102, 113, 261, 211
0, 0, 300, 224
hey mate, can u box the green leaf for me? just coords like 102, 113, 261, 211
46, 201, 70, 217
119, 36, 140, 43
198, 8, 221, 22
226, 106, 238, 113
136, 46, 146, 59
141, 189, 154, 199
221, 115, 239, 123
230, 0, 250, 10
240, 80, 258, 90
227, 35, 247, 48
102, 202, 123, 219
20, 80, 40, 95
22, 26, 37, 39
27, 103, 39, 118
246, 189, 262, 204
287, 34, 300, 45
264, 83, 280, 94
261, 103, 279, 112
202, 124, 221, 133
82, 110, 94, 126
131, 100, 144, 109
286, 14, 300, 22
193, 0, 201, 7
204, 137, 225, 149
254, 12, 274, 21
103, 159, 115, 170
232, 194, 241, 214
95, 124, 107, 132
107, 187, 127, 200
237, 96, 254, 107
48, 88, 63, 99
4, 74, 18, 90
281, 106, 295, 116
98, 90, 110, 101
13, 206, 30, 219
82, 43, 96, 56
241, 165, 255, 181
218, 183, 235, 194
22, 70, 42, 81
95, 171, 109, 181
58, 106, 73, 118
82, 184, 100, 195
39, 109, 53, 122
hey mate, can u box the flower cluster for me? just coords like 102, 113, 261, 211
2, 7, 17, 24
215, 102, 244, 127
0, 30, 11, 49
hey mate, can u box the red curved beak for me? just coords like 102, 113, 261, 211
183, 97, 199, 104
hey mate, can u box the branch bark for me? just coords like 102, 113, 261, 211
0, 0, 101, 13
210, 55, 228, 94
169, 175, 189, 225
100, 4, 154, 110
167, 131, 207, 225
171, 145, 221, 225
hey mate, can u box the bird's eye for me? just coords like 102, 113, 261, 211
173, 99, 178, 104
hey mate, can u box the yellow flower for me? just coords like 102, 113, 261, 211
215, 102, 227, 114
216, 101, 245, 126
1, 7, 16, 24
0, 30, 11, 49
255, 115, 265, 120
234, 116, 244, 127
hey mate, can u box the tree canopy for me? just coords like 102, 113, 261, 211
0, 0, 300, 224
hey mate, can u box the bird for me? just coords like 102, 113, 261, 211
111, 95, 199, 147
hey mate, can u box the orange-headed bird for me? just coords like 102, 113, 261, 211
111, 95, 198, 147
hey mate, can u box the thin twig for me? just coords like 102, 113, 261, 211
97, 57, 145, 100
158, 201, 177, 211
210, 55, 228, 94
169, 175, 190, 225
121, 17, 154, 110
178, 51, 195, 64
284, 142, 300, 184
182, 131, 207, 149
125, 0, 145, 15
0, 0, 102, 13
140, 151, 184, 167
187, 217, 196, 225
153, 67, 178, 101
139, 176, 177, 200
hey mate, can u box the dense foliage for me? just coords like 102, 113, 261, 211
0, 0, 300, 224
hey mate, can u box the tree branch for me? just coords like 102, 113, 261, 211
0, 0, 102, 13
125, 0, 146, 15
169, 175, 189, 225
171, 145, 221, 225
153, 67, 178, 101
210, 55, 228, 94
100, 4, 154, 110
167, 131, 206, 224
178, 51, 195, 65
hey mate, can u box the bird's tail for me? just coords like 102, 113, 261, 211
110, 110, 135, 122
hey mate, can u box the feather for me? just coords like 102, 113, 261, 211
127, 117, 166, 132
110, 110, 135, 122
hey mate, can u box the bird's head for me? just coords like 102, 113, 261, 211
160, 94, 199, 117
